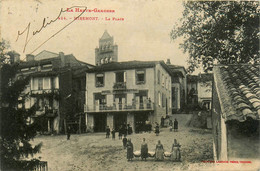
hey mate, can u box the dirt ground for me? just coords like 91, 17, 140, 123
31, 114, 258, 171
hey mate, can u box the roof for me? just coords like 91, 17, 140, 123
18, 54, 92, 69
213, 64, 260, 122
187, 73, 213, 82
87, 60, 173, 76
100, 30, 112, 40
34, 50, 59, 60
198, 73, 213, 82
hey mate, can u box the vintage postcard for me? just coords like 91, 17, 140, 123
0, 0, 259, 170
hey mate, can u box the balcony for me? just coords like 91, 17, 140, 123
85, 102, 154, 113
31, 89, 59, 96
113, 82, 126, 90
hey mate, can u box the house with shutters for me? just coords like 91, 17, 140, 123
16, 51, 93, 134
84, 61, 173, 133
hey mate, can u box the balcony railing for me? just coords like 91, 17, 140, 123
113, 82, 126, 90
85, 102, 154, 112
31, 89, 59, 95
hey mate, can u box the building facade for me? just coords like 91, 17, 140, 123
187, 73, 213, 110
85, 61, 172, 132
166, 59, 187, 112
17, 51, 93, 134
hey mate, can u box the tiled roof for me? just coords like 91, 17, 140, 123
87, 61, 173, 76
214, 64, 260, 121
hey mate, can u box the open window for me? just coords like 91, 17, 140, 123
136, 70, 145, 84
115, 71, 125, 83
96, 73, 104, 87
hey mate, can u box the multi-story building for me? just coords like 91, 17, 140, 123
95, 30, 118, 65
17, 51, 93, 134
85, 61, 173, 132
166, 59, 187, 112
187, 73, 213, 110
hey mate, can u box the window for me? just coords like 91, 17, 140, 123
44, 78, 50, 89
162, 93, 165, 107
136, 70, 145, 84
158, 92, 161, 106
157, 70, 160, 84
162, 74, 164, 87
96, 73, 104, 87
116, 72, 125, 83
165, 77, 168, 89
38, 78, 43, 90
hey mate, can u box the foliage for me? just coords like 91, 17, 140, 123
171, 1, 259, 73
0, 39, 42, 170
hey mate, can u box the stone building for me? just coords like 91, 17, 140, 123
212, 64, 260, 161
95, 30, 118, 65
17, 51, 93, 134
85, 61, 172, 132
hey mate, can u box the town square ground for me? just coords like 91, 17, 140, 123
31, 114, 259, 171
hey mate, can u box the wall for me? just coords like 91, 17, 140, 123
86, 67, 155, 110
154, 64, 172, 124
198, 80, 212, 103
212, 78, 227, 161
226, 120, 260, 160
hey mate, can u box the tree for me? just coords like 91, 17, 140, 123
0, 40, 42, 170
171, 1, 259, 73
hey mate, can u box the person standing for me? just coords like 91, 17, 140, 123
106, 126, 110, 138
155, 140, 164, 161
141, 138, 148, 161
171, 139, 181, 161
111, 128, 116, 140
67, 126, 71, 140
155, 124, 160, 136
126, 139, 134, 161
128, 124, 133, 135
119, 125, 123, 139
122, 135, 127, 149
174, 119, 178, 132
161, 116, 164, 128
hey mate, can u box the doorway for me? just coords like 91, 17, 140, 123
114, 113, 127, 131
94, 113, 107, 132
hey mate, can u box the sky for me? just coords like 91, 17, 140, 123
1, 0, 192, 70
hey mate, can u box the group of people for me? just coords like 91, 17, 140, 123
106, 124, 133, 139
125, 138, 181, 162
169, 119, 179, 132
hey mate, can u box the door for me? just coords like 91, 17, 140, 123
94, 114, 107, 132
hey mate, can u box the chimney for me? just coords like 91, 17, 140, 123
8, 51, 20, 64
166, 59, 171, 65
26, 54, 35, 61
59, 52, 65, 67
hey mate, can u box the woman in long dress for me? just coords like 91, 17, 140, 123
155, 140, 164, 161
126, 139, 134, 161
141, 138, 148, 161
171, 139, 181, 161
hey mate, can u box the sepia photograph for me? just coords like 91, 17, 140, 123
0, 0, 259, 170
